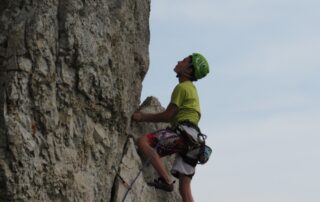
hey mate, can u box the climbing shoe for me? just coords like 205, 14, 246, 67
147, 177, 175, 192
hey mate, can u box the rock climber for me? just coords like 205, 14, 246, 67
132, 53, 209, 202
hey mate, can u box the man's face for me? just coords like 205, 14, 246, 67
174, 56, 192, 74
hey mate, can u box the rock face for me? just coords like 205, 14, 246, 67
0, 1, 180, 201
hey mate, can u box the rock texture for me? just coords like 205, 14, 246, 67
0, 0, 181, 201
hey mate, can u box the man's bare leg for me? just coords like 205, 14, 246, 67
179, 174, 194, 202
137, 135, 172, 184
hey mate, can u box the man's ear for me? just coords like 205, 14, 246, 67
181, 68, 193, 79
185, 66, 194, 75
187, 67, 193, 73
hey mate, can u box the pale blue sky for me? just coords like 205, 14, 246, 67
141, 1, 320, 201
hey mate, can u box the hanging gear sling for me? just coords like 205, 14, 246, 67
175, 121, 212, 167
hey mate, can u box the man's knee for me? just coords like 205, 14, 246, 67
137, 135, 148, 149
179, 182, 188, 196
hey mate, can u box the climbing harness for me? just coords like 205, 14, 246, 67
175, 121, 213, 166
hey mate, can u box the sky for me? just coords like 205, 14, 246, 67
141, 0, 320, 202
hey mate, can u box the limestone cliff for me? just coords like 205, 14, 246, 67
0, 0, 180, 201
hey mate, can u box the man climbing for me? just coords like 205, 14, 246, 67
132, 53, 209, 202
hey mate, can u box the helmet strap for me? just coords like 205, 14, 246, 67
177, 69, 193, 79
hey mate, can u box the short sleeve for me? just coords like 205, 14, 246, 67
170, 84, 186, 108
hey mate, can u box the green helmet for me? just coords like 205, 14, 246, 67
192, 53, 209, 80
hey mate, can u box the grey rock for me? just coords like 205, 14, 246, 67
0, 0, 181, 201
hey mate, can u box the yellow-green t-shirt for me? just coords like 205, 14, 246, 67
170, 81, 201, 127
